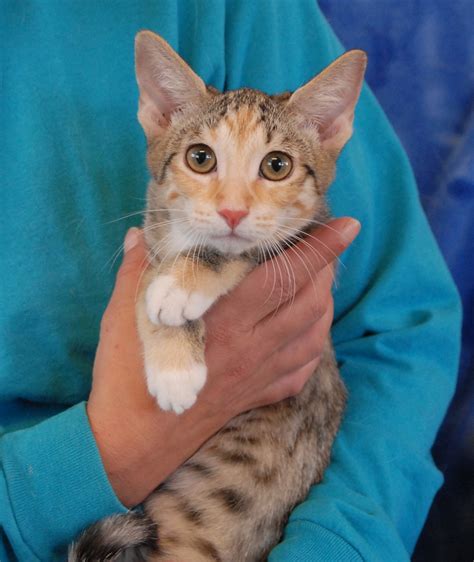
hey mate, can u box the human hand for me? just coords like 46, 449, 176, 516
87, 218, 360, 507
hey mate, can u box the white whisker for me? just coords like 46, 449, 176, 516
268, 234, 297, 313
276, 224, 344, 276
103, 207, 187, 226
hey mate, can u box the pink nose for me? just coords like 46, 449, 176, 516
218, 208, 249, 229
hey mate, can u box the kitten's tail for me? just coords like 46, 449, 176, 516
68, 512, 159, 562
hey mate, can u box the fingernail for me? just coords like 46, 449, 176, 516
340, 218, 361, 243
124, 227, 140, 253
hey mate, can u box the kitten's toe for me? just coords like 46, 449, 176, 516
183, 292, 215, 321
146, 275, 215, 326
146, 274, 176, 325
145, 361, 207, 414
158, 286, 189, 326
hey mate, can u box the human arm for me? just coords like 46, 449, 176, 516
269, 95, 461, 560
0, 219, 359, 560
0, 403, 126, 562
88, 220, 359, 508
215, 2, 465, 560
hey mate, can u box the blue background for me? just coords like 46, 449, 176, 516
318, 1, 474, 558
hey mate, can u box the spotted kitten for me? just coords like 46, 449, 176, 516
70, 31, 366, 562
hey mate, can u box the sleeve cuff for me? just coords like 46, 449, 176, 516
1, 401, 127, 558
269, 520, 363, 562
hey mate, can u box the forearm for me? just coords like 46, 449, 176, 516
0, 403, 127, 561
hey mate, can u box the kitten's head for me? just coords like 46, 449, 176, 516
135, 31, 366, 257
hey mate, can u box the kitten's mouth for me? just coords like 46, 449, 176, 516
214, 232, 251, 241
208, 231, 256, 254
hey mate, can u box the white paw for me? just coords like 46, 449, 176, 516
145, 361, 207, 414
146, 275, 214, 327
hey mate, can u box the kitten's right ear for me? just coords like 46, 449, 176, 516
135, 31, 208, 141
287, 50, 367, 154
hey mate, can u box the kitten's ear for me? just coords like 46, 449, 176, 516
135, 31, 208, 141
287, 50, 367, 153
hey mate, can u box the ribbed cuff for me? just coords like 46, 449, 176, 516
2, 402, 127, 560
269, 520, 363, 562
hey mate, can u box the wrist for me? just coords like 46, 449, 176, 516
86, 398, 227, 507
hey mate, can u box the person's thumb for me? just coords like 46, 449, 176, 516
110, 227, 148, 307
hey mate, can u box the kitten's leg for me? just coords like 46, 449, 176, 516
137, 257, 251, 413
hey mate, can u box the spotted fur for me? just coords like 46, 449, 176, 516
69, 31, 366, 561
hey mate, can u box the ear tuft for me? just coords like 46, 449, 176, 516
288, 50, 367, 153
135, 30, 208, 141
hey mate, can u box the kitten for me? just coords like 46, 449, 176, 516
70, 31, 366, 561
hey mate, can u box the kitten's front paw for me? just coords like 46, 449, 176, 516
145, 360, 207, 414
146, 275, 214, 326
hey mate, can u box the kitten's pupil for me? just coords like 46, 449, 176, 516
195, 150, 207, 165
270, 156, 284, 172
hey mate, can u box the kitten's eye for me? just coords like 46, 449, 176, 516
186, 144, 217, 174
260, 152, 293, 181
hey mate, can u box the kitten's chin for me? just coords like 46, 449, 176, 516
207, 234, 255, 255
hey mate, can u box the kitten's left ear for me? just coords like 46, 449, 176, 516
135, 30, 209, 141
287, 50, 367, 153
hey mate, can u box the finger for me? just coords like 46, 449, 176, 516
255, 262, 334, 349
259, 358, 320, 407
99, 229, 148, 356
263, 300, 333, 379
109, 228, 148, 308
216, 217, 360, 326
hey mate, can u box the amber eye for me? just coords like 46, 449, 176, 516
260, 151, 293, 181
185, 144, 217, 174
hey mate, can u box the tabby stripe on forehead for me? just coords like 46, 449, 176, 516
304, 164, 316, 178
258, 101, 269, 125
157, 151, 177, 184
210, 488, 250, 514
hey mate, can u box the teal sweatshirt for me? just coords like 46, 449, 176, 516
0, 1, 461, 561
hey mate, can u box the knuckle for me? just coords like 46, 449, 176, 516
308, 297, 326, 320
309, 318, 331, 350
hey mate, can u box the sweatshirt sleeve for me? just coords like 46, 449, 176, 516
225, 2, 462, 561
0, 402, 127, 561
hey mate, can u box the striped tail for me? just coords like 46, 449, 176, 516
68, 512, 159, 562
